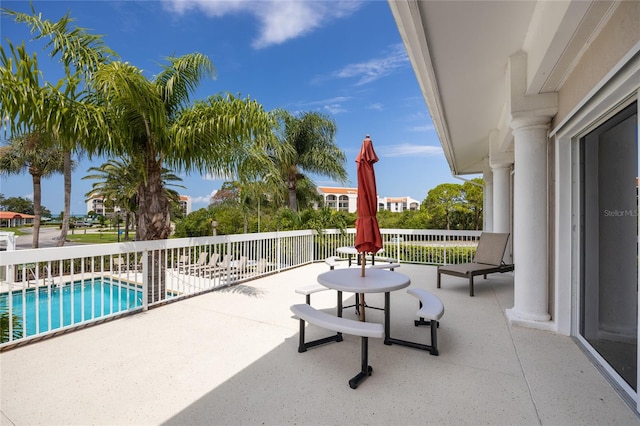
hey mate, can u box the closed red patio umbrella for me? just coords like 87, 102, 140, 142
355, 135, 383, 320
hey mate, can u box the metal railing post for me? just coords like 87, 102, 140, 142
142, 249, 149, 311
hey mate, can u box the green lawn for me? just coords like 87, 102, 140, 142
66, 229, 132, 244
0, 227, 29, 236
3, 225, 136, 244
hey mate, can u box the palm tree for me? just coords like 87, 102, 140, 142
91, 59, 274, 302
272, 110, 348, 211
84, 159, 138, 240
0, 132, 65, 248
83, 157, 185, 240
3, 8, 276, 242
90, 58, 276, 241
291, 175, 324, 210
1, 8, 115, 247
4, 8, 277, 303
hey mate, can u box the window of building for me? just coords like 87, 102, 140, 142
326, 195, 337, 209
338, 195, 349, 211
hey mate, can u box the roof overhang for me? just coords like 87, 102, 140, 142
389, 0, 618, 175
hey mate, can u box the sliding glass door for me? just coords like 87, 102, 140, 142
580, 101, 638, 392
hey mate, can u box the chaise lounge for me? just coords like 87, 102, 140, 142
437, 232, 514, 297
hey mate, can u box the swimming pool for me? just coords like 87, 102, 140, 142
1, 279, 143, 341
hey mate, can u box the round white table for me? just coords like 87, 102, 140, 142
317, 268, 410, 344
336, 246, 384, 267
317, 268, 409, 293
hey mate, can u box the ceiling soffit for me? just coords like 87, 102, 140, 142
390, 0, 615, 176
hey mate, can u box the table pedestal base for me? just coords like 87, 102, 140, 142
348, 337, 373, 389
297, 319, 343, 353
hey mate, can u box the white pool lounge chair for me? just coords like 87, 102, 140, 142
185, 252, 209, 274
200, 254, 232, 278
193, 253, 220, 276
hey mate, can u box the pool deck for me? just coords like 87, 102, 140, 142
1, 262, 638, 425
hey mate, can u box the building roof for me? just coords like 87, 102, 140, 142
317, 187, 358, 195
0, 211, 35, 219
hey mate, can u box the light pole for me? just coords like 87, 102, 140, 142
211, 219, 218, 236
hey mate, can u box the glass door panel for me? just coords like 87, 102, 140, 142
580, 102, 638, 391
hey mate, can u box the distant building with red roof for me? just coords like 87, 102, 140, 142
0, 211, 35, 227
316, 187, 420, 213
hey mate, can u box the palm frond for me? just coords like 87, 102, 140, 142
168, 93, 275, 176
2, 6, 117, 78
154, 52, 215, 119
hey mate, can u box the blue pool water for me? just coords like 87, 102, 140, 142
1, 279, 143, 338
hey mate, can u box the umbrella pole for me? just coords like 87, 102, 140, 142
360, 253, 366, 321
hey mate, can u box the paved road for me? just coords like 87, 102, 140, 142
14, 227, 83, 250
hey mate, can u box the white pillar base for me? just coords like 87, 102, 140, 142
506, 308, 555, 331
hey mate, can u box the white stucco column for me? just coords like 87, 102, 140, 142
488, 128, 514, 240
488, 127, 513, 261
506, 115, 552, 325
504, 53, 556, 329
490, 163, 512, 263
491, 164, 511, 234
482, 161, 493, 232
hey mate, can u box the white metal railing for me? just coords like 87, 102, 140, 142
0, 228, 480, 348
318, 228, 482, 265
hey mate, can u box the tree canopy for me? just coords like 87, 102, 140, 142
422, 179, 484, 230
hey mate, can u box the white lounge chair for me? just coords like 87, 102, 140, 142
193, 253, 220, 276
200, 254, 232, 278
185, 252, 209, 274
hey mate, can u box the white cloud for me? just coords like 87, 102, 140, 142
162, 0, 247, 16
379, 144, 443, 158
162, 0, 362, 49
324, 103, 347, 115
296, 96, 352, 115
304, 96, 352, 106
368, 102, 383, 111
335, 44, 409, 85
409, 124, 435, 132
191, 190, 217, 206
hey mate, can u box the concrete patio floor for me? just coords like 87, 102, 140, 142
1, 262, 638, 425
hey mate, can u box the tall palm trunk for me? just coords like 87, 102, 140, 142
137, 157, 169, 302
30, 172, 42, 249
287, 169, 298, 211
136, 159, 171, 240
57, 150, 72, 247
124, 212, 131, 241
288, 186, 298, 211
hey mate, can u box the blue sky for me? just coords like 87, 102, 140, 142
1, 0, 458, 216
